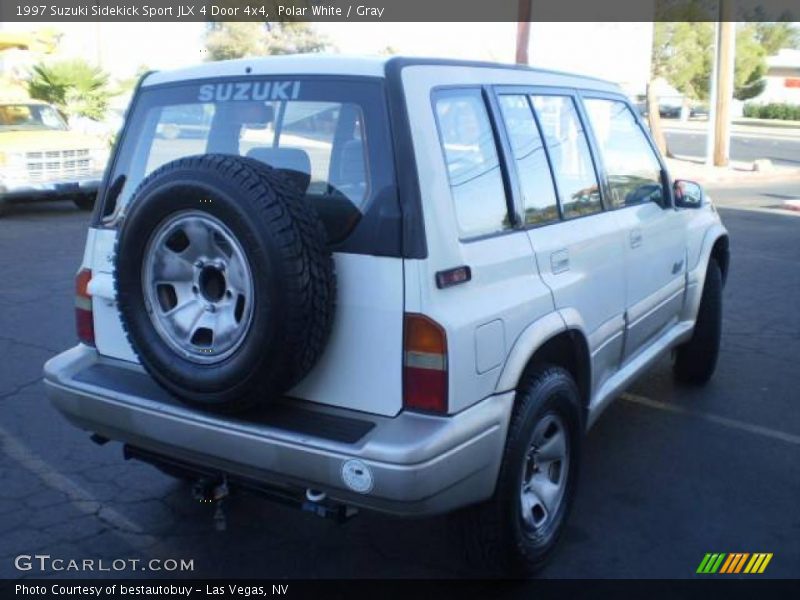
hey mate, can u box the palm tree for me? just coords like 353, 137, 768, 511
28, 59, 113, 121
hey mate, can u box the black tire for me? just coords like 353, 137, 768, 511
674, 260, 722, 385
115, 154, 335, 412
73, 194, 96, 211
459, 365, 582, 576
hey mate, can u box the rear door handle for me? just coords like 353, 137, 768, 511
629, 229, 643, 248
550, 249, 570, 274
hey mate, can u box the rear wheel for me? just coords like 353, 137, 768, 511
674, 260, 722, 384
460, 365, 582, 575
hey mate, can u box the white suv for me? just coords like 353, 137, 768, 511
44, 56, 729, 574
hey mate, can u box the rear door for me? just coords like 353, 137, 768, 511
421, 87, 556, 413
90, 77, 405, 416
494, 89, 627, 394
581, 95, 686, 360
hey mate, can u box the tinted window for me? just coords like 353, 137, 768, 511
434, 89, 510, 238
498, 94, 559, 225
531, 95, 602, 219
584, 98, 664, 208
241, 100, 366, 202
146, 103, 214, 173
104, 79, 387, 245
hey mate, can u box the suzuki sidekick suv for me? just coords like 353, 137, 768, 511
44, 56, 729, 574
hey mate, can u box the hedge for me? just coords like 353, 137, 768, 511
743, 102, 800, 121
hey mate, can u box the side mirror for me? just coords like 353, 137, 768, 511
673, 179, 704, 209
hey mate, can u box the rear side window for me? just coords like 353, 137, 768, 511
433, 89, 510, 238
584, 98, 664, 208
497, 94, 559, 225
531, 95, 602, 219
102, 78, 391, 246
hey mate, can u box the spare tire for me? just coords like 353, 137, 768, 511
114, 154, 335, 412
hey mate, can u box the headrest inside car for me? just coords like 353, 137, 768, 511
246, 147, 312, 193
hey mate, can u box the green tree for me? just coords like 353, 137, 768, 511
264, 22, 331, 55
27, 59, 113, 120
652, 23, 769, 102
204, 22, 265, 61
752, 22, 800, 55
734, 25, 767, 100
204, 22, 332, 61
652, 22, 714, 100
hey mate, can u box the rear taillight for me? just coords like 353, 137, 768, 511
403, 313, 447, 414
75, 268, 94, 346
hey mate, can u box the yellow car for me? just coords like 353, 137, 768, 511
0, 100, 108, 212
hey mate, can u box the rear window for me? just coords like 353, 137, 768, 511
101, 78, 394, 245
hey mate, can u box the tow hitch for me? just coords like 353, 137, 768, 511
123, 444, 359, 526
301, 488, 359, 522
192, 477, 230, 531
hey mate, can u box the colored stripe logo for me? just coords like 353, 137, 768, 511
697, 553, 773, 574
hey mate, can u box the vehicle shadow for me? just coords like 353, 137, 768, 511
0, 199, 90, 220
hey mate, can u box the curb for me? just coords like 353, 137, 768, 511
662, 121, 800, 138
696, 172, 800, 186
666, 158, 800, 186
734, 117, 800, 130
664, 118, 800, 131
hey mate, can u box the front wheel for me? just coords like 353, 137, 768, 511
459, 365, 582, 575
674, 260, 722, 385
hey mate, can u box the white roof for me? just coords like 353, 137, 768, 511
143, 55, 389, 86
767, 49, 800, 69
142, 54, 620, 92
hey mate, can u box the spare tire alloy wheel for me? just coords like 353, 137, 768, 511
115, 154, 335, 412
143, 211, 254, 363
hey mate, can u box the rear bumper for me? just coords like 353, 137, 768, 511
0, 175, 101, 200
44, 345, 513, 516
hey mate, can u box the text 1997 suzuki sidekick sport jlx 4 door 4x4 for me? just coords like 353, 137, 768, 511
44, 56, 729, 574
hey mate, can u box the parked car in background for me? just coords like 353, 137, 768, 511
634, 100, 682, 119
155, 104, 213, 139
658, 103, 682, 118
0, 100, 109, 213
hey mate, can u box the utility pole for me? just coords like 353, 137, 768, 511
647, 81, 669, 156
708, 1, 735, 166
515, 1, 531, 64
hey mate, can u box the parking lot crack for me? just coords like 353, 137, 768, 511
0, 334, 62, 354
0, 376, 43, 401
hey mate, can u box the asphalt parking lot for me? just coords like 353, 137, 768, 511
0, 185, 798, 579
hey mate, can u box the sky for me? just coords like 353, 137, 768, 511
1, 22, 653, 94
2, 21, 517, 76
